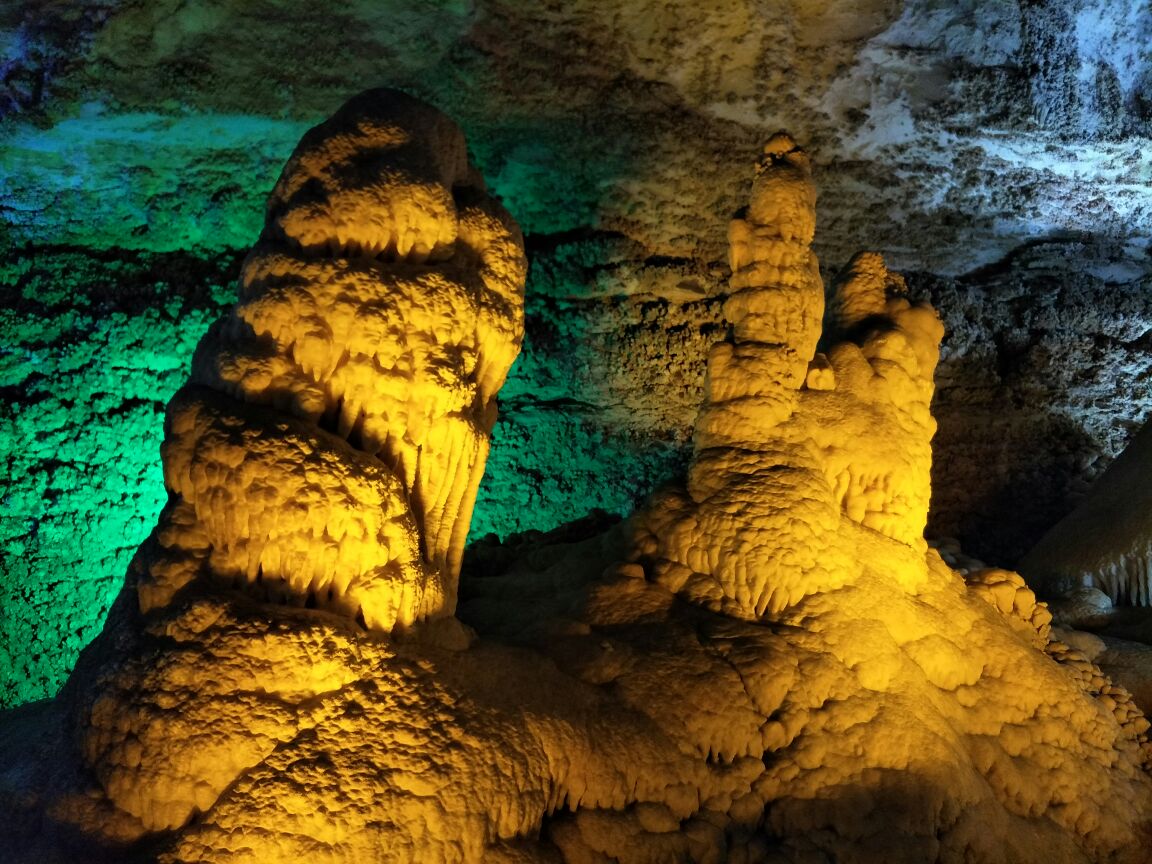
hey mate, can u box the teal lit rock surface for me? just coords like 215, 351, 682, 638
0, 250, 236, 706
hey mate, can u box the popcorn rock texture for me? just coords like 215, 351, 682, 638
144, 88, 526, 628
3, 112, 1152, 864
8, 0, 1152, 709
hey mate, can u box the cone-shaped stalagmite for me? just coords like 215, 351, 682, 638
73, 89, 526, 832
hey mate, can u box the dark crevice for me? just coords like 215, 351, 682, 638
499, 395, 600, 413
521, 227, 629, 255
1, 244, 245, 313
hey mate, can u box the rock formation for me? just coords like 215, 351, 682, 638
635, 135, 944, 620
64, 87, 526, 834
1016, 419, 1152, 719
1021, 419, 1152, 608
3, 96, 1152, 864
141, 87, 526, 630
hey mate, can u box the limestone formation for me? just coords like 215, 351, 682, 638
615, 133, 1152, 861
1015, 421, 1152, 718
1021, 418, 1152, 608
65, 88, 526, 833
4, 107, 1152, 864
816, 251, 943, 550
144, 87, 526, 629
9, 2, 1152, 713
635, 135, 944, 621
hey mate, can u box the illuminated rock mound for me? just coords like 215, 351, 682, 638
66, 87, 528, 835
5, 99, 1152, 864
1021, 419, 1152, 608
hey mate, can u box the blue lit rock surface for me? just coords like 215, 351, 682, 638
3, 0, 1152, 708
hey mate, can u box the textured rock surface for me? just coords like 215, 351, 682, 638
635, 135, 944, 621
66, 87, 527, 835
5, 0, 1151, 271
923, 239, 1152, 565
4, 0, 1152, 707
4, 110, 1152, 864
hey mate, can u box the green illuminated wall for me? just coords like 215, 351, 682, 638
1, 251, 230, 704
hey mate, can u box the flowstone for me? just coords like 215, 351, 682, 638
2, 95, 1152, 864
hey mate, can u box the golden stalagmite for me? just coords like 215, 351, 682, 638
70, 88, 527, 833
813, 250, 943, 549
142, 88, 526, 629
638, 134, 945, 621
5, 100, 1152, 864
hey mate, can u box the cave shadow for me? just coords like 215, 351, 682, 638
927, 386, 1106, 570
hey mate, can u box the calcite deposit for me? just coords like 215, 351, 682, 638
143, 88, 526, 630
3, 95, 1152, 864
62, 88, 526, 832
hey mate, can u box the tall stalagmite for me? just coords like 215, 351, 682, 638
71, 88, 527, 832
141, 88, 526, 630
637, 134, 945, 620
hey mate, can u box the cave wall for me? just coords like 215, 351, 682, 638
2, 0, 1151, 707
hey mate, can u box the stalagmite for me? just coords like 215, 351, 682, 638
813, 251, 943, 550
639, 135, 945, 621
146, 87, 526, 627
68, 88, 527, 832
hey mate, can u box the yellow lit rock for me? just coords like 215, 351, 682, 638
68, 88, 527, 835
638, 135, 944, 621
149, 88, 526, 627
